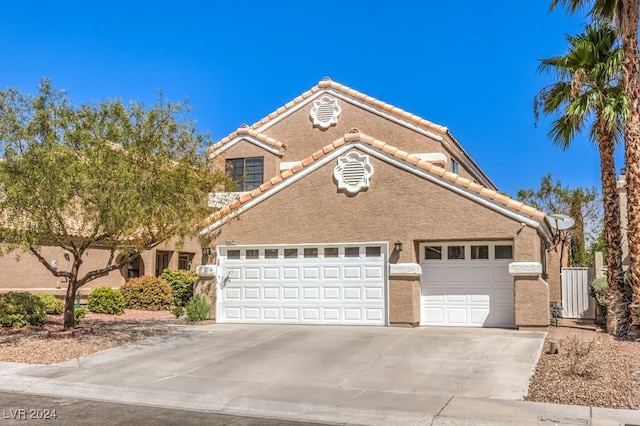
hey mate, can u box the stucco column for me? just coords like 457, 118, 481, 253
509, 262, 550, 328
388, 263, 421, 327
195, 265, 217, 321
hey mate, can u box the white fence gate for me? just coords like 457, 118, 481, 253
561, 267, 595, 319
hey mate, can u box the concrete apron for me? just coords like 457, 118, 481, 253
0, 324, 634, 425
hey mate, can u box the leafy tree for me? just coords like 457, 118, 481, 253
0, 79, 228, 330
517, 174, 600, 267
550, 0, 640, 337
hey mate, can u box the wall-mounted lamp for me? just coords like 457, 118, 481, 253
50, 260, 58, 271
394, 242, 403, 252
202, 247, 211, 256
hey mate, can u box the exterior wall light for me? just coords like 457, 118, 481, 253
394, 242, 403, 252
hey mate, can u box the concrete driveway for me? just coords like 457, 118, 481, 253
0, 325, 546, 424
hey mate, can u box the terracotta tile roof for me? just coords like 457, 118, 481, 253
204, 132, 547, 227
246, 77, 450, 137
206, 127, 286, 156
206, 78, 493, 188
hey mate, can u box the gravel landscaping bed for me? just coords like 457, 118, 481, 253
0, 310, 174, 365
526, 326, 640, 410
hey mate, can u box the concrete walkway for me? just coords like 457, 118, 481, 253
0, 324, 639, 425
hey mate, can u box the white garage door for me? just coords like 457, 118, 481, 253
217, 243, 387, 325
419, 241, 515, 328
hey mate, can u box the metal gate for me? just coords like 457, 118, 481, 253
561, 267, 595, 319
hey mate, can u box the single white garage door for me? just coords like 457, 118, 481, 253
217, 243, 387, 325
419, 241, 515, 328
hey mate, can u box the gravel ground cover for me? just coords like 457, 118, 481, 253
0, 310, 174, 365
526, 326, 640, 410
1, 314, 639, 410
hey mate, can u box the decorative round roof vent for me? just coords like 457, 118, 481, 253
333, 152, 374, 195
310, 96, 341, 129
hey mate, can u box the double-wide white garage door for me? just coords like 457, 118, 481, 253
419, 241, 515, 328
217, 243, 387, 325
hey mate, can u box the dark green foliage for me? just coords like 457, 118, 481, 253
0, 292, 47, 328
37, 293, 64, 315
120, 276, 173, 311
160, 268, 197, 307
74, 307, 87, 326
185, 294, 210, 322
171, 306, 185, 318
87, 287, 125, 315
589, 277, 608, 318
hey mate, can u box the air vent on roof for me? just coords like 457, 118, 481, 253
310, 96, 341, 129
333, 151, 373, 195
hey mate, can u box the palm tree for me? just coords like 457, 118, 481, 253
535, 22, 629, 335
550, 0, 640, 338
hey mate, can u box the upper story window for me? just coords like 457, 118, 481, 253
451, 159, 459, 174
226, 157, 264, 191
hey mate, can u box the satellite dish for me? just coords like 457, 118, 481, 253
548, 213, 575, 230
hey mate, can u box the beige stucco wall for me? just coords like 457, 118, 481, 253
514, 276, 550, 327
209, 150, 539, 262
0, 237, 204, 296
389, 278, 420, 326
205, 149, 548, 327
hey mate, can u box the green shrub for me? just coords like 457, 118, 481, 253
37, 293, 64, 315
160, 268, 197, 307
120, 276, 172, 311
185, 294, 210, 322
87, 287, 125, 315
74, 307, 87, 326
588, 276, 608, 319
0, 292, 47, 328
171, 306, 185, 318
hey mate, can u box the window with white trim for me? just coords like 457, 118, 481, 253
226, 157, 264, 191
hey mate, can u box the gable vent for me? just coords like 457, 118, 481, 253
310, 96, 341, 129
333, 151, 374, 195
342, 161, 366, 185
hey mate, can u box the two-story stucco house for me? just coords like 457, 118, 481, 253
197, 78, 560, 328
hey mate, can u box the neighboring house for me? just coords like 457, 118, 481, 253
197, 78, 560, 328
0, 237, 204, 296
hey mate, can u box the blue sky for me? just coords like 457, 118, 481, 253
0, 1, 614, 198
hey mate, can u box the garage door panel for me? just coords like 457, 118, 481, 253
303, 267, 319, 279
218, 244, 386, 325
264, 267, 280, 280
446, 308, 468, 325
344, 287, 362, 299
303, 287, 320, 299
263, 287, 279, 299
244, 268, 260, 280
302, 308, 320, 320
244, 287, 260, 300
365, 287, 383, 300
344, 309, 362, 321
283, 268, 299, 279
365, 308, 384, 321
323, 287, 340, 300
365, 265, 383, 279
470, 308, 490, 325
226, 288, 241, 300
420, 242, 515, 328
283, 288, 299, 300
323, 267, 340, 279
344, 266, 361, 279
283, 308, 299, 320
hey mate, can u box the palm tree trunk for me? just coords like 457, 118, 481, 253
620, 0, 640, 337
598, 127, 627, 336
